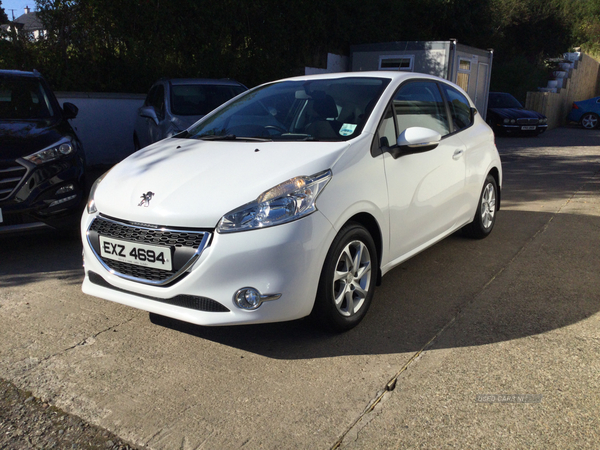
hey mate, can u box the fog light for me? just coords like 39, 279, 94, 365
59, 143, 73, 155
56, 184, 75, 195
235, 288, 260, 309
233, 287, 282, 310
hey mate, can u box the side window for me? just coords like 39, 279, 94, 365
145, 85, 165, 120
377, 104, 397, 147
144, 86, 158, 107
392, 81, 450, 137
440, 84, 472, 132
152, 85, 165, 119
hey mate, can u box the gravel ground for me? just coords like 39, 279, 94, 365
0, 378, 139, 450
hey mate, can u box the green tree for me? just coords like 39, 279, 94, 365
0, 1, 8, 23
1, 0, 593, 94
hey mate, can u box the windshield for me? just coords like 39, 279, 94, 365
488, 92, 523, 109
0, 75, 56, 120
186, 77, 390, 142
170, 84, 247, 116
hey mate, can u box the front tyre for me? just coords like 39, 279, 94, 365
463, 175, 498, 239
311, 223, 378, 332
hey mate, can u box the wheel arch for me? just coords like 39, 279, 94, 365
344, 212, 383, 285
487, 166, 501, 211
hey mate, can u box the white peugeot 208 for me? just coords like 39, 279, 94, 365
82, 71, 502, 332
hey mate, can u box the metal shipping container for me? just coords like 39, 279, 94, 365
350, 40, 493, 118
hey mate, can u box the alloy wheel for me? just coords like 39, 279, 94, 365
581, 113, 599, 129
481, 182, 496, 229
332, 240, 372, 317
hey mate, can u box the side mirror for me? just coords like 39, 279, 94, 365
388, 127, 441, 159
62, 102, 78, 119
139, 106, 159, 125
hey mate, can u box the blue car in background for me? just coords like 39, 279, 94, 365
567, 96, 600, 129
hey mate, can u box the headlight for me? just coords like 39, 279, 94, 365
86, 169, 112, 214
23, 137, 75, 165
503, 118, 509, 124
217, 170, 332, 233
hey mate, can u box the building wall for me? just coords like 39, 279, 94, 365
55, 92, 146, 167
525, 53, 600, 130
350, 41, 452, 78
305, 53, 349, 75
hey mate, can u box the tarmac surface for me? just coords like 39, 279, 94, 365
1, 126, 599, 449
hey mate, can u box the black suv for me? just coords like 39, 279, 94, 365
0, 70, 85, 233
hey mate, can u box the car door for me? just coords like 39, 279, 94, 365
379, 80, 467, 262
438, 82, 482, 225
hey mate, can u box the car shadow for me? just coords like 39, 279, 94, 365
147, 206, 600, 359
2, 127, 599, 358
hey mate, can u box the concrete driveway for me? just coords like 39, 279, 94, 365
1, 126, 599, 449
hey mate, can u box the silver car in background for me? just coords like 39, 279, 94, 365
133, 78, 247, 150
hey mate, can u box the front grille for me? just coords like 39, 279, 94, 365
102, 259, 176, 282
89, 218, 206, 248
517, 118, 539, 125
88, 271, 229, 312
0, 162, 27, 200
88, 216, 211, 286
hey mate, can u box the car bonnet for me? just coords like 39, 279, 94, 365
93, 138, 349, 228
489, 108, 544, 119
0, 118, 67, 159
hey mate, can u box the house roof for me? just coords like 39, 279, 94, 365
12, 10, 43, 32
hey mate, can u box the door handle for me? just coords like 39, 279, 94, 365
453, 149, 464, 160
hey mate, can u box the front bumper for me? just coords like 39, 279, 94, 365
81, 210, 336, 326
494, 124, 548, 134
566, 110, 584, 123
0, 158, 85, 233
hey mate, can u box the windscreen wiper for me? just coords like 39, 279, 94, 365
196, 134, 271, 142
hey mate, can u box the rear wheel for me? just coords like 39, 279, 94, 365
311, 223, 378, 332
463, 175, 498, 239
581, 113, 599, 129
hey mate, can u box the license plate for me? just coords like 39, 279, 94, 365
521, 126, 536, 131
99, 236, 172, 271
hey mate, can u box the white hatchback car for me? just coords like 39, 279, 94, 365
82, 72, 502, 331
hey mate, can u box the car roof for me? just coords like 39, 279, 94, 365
0, 69, 41, 78
164, 78, 245, 87
281, 71, 420, 82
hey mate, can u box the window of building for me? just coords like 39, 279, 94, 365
379, 55, 415, 72
456, 58, 471, 92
